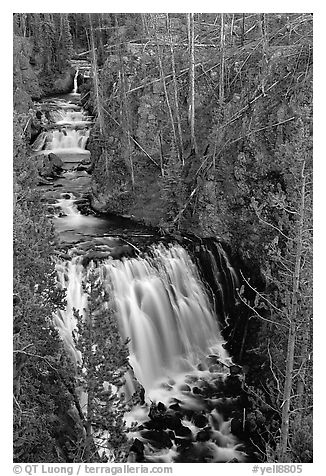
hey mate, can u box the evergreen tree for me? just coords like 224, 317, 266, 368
74, 269, 130, 462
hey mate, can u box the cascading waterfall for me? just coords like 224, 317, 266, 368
103, 244, 231, 396
32, 100, 91, 156
55, 243, 231, 389
53, 257, 86, 366
73, 69, 79, 94
48, 129, 90, 152
54, 242, 247, 462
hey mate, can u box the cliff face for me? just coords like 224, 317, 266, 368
13, 35, 42, 113
87, 40, 313, 257
13, 33, 76, 111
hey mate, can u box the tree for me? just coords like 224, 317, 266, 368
13, 116, 81, 463
246, 107, 312, 461
187, 13, 197, 153
89, 14, 105, 137
74, 269, 130, 462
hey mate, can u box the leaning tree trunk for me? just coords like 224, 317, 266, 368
89, 14, 104, 136
188, 13, 197, 154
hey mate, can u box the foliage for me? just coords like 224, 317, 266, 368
13, 115, 82, 462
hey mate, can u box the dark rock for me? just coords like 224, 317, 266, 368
231, 418, 244, 438
174, 425, 192, 438
193, 414, 208, 428
149, 402, 165, 420
144, 419, 164, 431
230, 365, 242, 376
61, 193, 71, 199
180, 384, 191, 392
140, 430, 173, 449
81, 251, 111, 267
37, 177, 53, 185
164, 414, 182, 431
157, 402, 166, 413
192, 386, 202, 395
224, 375, 242, 396
169, 403, 182, 412
73, 199, 89, 206
76, 164, 90, 172
129, 438, 144, 462
206, 354, 219, 366
48, 152, 63, 171
110, 245, 135, 260
174, 437, 193, 449
196, 428, 211, 442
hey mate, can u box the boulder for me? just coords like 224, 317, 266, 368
174, 425, 192, 438
48, 152, 63, 171
140, 430, 173, 449
110, 244, 135, 259
196, 428, 211, 442
81, 251, 111, 267
180, 384, 191, 392
76, 164, 90, 172
128, 438, 144, 463
81, 157, 91, 166
38, 154, 62, 178
230, 365, 242, 376
193, 414, 208, 428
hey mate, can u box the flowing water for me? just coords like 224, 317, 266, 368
35, 89, 252, 463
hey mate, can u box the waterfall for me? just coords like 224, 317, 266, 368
55, 196, 81, 216
104, 244, 230, 395
50, 109, 86, 125
73, 69, 79, 94
53, 258, 86, 366
54, 242, 247, 462
47, 129, 90, 152
55, 243, 232, 396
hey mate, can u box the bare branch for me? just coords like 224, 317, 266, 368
239, 270, 288, 318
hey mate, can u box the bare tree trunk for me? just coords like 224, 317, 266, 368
141, 14, 149, 36
188, 13, 197, 153
219, 13, 225, 106
166, 13, 184, 164
258, 13, 269, 96
158, 132, 165, 177
278, 161, 306, 462
295, 323, 310, 425
241, 14, 245, 47
118, 43, 135, 188
155, 25, 179, 160
230, 14, 235, 46
89, 14, 104, 136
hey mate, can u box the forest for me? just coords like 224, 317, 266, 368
13, 13, 313, 465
